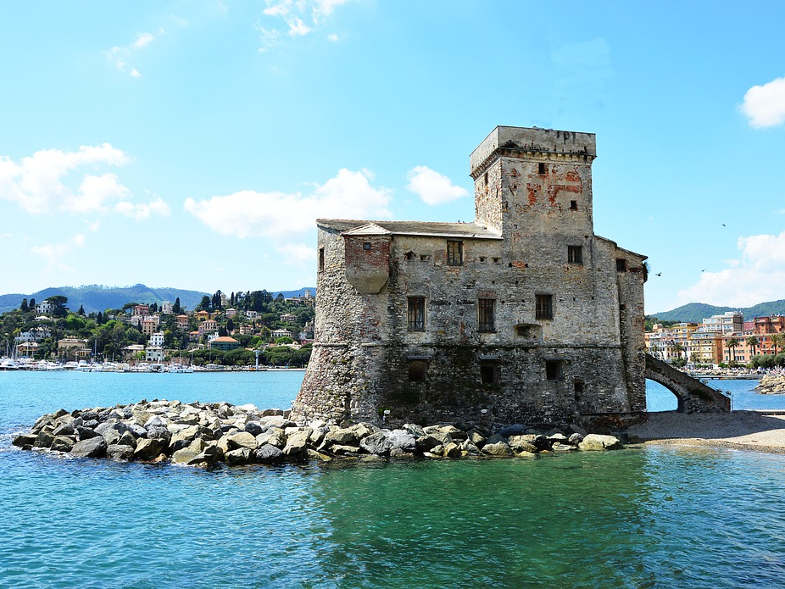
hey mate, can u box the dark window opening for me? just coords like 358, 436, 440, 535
404, 251, 415, 261
479, 256, 486, 262
407, 297, 425, 331
516, 325, 532, 337
536, 294, 553, 320
616, 258, 627, 272
420, 254, 431, 261
493, 257, 501, 263
408, 360, 428, 382
480, 360, 499, 385
447, 240, 463, 266
570, 200, 578, 210
546, 359, 563, 381
619, 303, 626, 311
568, 245, 583, 265
363, 242, 372, 251
319, 248, 325, 272
538, 162, 547, 175
478, 298, 496, 332
574, 379, 584, 394
483, 171, 488, 185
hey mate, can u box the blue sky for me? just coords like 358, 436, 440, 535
1, 1, 784, 313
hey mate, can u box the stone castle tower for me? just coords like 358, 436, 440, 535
291, 126, 647, 427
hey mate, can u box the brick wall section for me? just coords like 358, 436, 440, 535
292, 126, 648, 427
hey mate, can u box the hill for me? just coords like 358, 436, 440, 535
0, 284, 208, 314
651, 299, 785, 323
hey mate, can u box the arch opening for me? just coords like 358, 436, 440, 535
646, 378, 683, 412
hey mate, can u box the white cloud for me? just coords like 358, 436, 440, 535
106, 29, 164, 77
115, 197, 171, 220
406, 165, 468, 206
741, 75, 785, 128
0, 144, 130, 214
259, 0, 349, 51
327, 33, 339, 42
276, 242, 315, 264
31, 234, 86, 270
184, 168, 391, 238
677, 230, 785, 306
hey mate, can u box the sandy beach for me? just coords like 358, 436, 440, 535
628, 411, 785, 454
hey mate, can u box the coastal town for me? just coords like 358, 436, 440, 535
645, 310, 785, 373
0, 289, 314, 371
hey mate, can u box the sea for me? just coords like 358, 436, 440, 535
3, 371, 785, 588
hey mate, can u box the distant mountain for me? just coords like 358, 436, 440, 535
271, 287, 316, 298
0, 284, 208, 314
651, 299, 785, 323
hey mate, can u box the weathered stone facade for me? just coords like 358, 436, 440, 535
292, 126, 648, 426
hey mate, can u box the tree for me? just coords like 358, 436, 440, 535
20, 298, 28, 312
172, 297, 182, 314
218, 326, 228, 337
150, 302, 158, 313
746, 336, 759, 358
230, 292, 235, 306
726, 337, 739, 364
226, 318, 235, 333
29, 297, 36, 309
212, 290, 223, 311
772, 333, 785, 356
196, 295, 211, 312
78, 305, 85, 316
48, 296, 68, 318
96, 311, 104, 325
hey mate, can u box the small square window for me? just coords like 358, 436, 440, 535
447, 240, 463, 266
568, 245, 583, 265
546, 359, 562, 381
408, 360, 428, 382
570, 200, 578, 210
616, 258, 627, 272
538, 162, 547, 175
363, 242, 372, 251
536, 294, 553, 320
404, 251, 415, 261
574, 379, 584, 393
480, 360, 499, 384
516, 325, 531, 337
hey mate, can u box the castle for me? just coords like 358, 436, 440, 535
292, 126, 647, 426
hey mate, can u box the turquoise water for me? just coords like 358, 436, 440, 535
3, 372, 785, 587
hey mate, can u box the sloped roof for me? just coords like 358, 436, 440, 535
317, 219, 502, 240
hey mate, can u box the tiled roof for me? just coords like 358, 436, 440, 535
317, 219, 502, 240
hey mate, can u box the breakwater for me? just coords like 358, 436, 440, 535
12, 399, 623, 465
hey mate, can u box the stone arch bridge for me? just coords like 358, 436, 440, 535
645, 354, 731, 413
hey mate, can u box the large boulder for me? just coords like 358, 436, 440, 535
256, 428, 286, 448
507, 435, 540, 454
443, 442, 462, 458
227, 431, 258, 451
225, 447, 252, 465
360, 431, 392, 455
75, 426, 99, 440
578, 434, 622, 451
117, 431, 137, 449
350, 423, 376, 440
134, 438, 166, 460
34, 431, 55, 448
52, 423, 75, 437
12, 433, 37, 448
244, 421, 264, 436
107, 444, 135, 461
169, 426, 200, 452
482, 441, 513, 457
321, 428, 358, 448
71, 436, 107, 458
388, 430, 416, 452
415, 435, 443, 452
50, 436, 75, 453
282, 428, 312, 457
403, 423, 425, 438
253, 444, 284, 464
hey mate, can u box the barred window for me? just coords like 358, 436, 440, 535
478, 298, 495, 332
447, 240, 463, 266
536, 294, 553, 320
568, 245, 583, 265
407, 297, 425, 331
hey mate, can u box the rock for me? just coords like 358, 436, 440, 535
551, 442, 576, 452
416, 435, 442, 452
34, 431, 54, 448
100, 426, 123, 446
52, 423, 75, 437
117, 431, 137, 448
169, 425, 199, 452
50, 436, 75, 452
578, 434, 622, 451
107, 444, 135, 460
76, 426, 98, 440
309, 427, 327, 446
389, 448, 415, 459
126, 423, 148, 438
259, 415, 288, 429
256, 428, 286, 448
172, 446, 201, 464
144, 416, 166, 428
460, 439, 482, 455
507, 435, 540, 454
547, 433, 569, 443
254, 444, 284, 463
306, 448, 332, 462
235, 403, 258, 413
244, 421, 264, 436
443, 442, 462, 458
388, 430, 416, 452
227, 431, 258, 450
146, 425, 171, 442
498, 424, 526, 437
12, 433, 37, 448
282, 428, 312, 456
71, 436, 107, 458
360, 431, 392, 455
403, 423, 425, 438
482, 441, 513, 457
350, 423, 376, 440
429, 444, 444, 456
568, 433, 584, 445
515, 451, 538, 459
321, 428, 358, 447
438, 425, 467, 441
134, 438, 166, 460
469, 431, 486, 446
331, 444, 361, 456
225, 447, 252, 465
261, 408, 283, 417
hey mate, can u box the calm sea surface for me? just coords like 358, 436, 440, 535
3, 372, 785, 588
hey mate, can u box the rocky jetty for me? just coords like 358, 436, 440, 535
12, 400, 623, 467
756, 373, 785, 395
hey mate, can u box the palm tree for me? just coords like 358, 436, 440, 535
726, 337, 740, 364
772, 333, 785, 357
746, 335, 759, 359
